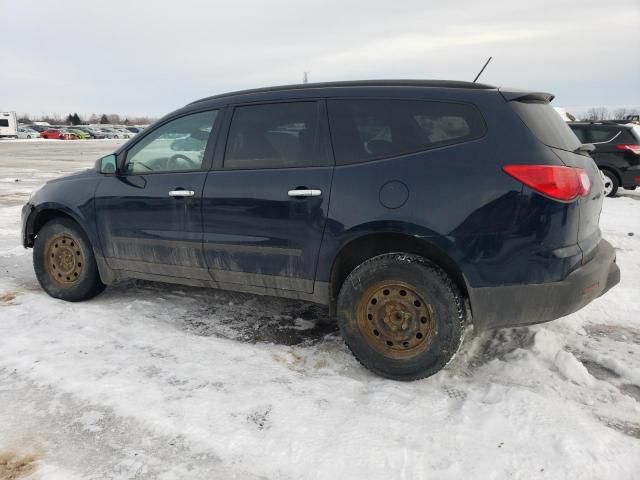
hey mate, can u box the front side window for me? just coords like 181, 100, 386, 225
328, 99, 486, 165
224, 102, 325, 169
0, 119, 9, 127
124, 110, 218, 174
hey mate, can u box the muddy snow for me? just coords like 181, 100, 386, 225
0, 140, 638, 479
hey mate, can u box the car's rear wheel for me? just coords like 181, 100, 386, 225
337, 253, 465, 381
33, 218, 105, 301
601, 169, 618, 197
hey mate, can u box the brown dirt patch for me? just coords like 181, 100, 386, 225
0, 451, 38, 480
0, 292, 17, 306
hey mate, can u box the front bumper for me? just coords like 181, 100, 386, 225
469, 239, 620, 331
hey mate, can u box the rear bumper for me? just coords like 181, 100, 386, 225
469, 239, 620, 330
621, 165, 640, 188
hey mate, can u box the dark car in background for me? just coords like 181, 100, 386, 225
21, 80, 619, 380
569, 121, 640, 196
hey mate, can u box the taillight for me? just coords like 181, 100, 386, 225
615, 144, 640, 155
503, 165, 591, 202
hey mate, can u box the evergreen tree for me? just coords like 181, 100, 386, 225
66, 114, 74, 125
100, 114, 109, 124
72, 113, 82, 125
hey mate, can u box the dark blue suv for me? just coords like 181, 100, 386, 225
22, 80, 620, 380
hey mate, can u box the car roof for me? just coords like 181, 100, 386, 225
188, 79, 496, 106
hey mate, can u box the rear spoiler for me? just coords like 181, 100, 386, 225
499, 88, 555, 103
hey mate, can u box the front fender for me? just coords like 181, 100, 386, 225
23, 202, 94, 247
22, 173, 102, 255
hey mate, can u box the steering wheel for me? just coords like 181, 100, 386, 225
167, 154, 199, 170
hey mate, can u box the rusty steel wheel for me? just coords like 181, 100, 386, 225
33, 218, 105, 302
44, 234, 84, 284
337, 253, 465, 381
357, 282, 436, 359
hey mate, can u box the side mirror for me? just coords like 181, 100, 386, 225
97, 154, 117, 174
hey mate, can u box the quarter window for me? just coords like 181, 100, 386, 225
570, 127, 587, 143
328, 99, 486, 165
124, 110, 218, 174
224, 102, 326, 169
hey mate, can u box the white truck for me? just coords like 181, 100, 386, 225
0, 111, 18, 139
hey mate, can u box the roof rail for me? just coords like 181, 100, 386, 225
188, 79, 496, 105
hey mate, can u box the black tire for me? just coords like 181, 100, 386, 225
601, 169, 619, 197
33, 218, 105, 301
337, 253, 465, 381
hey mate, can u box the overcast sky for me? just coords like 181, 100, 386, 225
2, 0, 639, 118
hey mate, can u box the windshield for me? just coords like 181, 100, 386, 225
509, 100, 582, 152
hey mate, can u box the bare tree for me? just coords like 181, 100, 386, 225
613, 108, 630, 119
613, 107, 640, 120
583, 107, 610, 121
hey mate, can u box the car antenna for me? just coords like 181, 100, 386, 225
473, 56, 492, 83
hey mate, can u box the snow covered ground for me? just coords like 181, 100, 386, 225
0, 140, 638, 479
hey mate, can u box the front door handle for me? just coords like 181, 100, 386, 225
287, 189, 322, 197
169, 190, 195, 197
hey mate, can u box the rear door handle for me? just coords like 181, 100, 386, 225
169, 190, 195, 197
287, 189, 322, 197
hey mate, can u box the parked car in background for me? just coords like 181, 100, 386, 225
22, 80, 619, 380
98, 128, 124, 139
27, 125, 48, 133
17, 127, 40, 139
61, 129, 81, 140
65, 128, 91, 140
40, 129, 65, 140
114, 127, 133, 139
125, 126, 142, 134
40, 128, 79, 140
71, 126, 105, 139
569, 121, 640, 196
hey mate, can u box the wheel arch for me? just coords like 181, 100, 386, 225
599, 165, 622, 185
328, 232, 470, 312
26, 206, 90, 249
26, 205, 117, 285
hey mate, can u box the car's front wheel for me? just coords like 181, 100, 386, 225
337, 253, 465, 381
33, 218, 105, 301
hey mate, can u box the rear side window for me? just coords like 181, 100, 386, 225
509, 100, 581, 151
589, 128, 620, 143
0, 120, 9, 127
328, 99, 486, 165
224, 102, 327, 169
